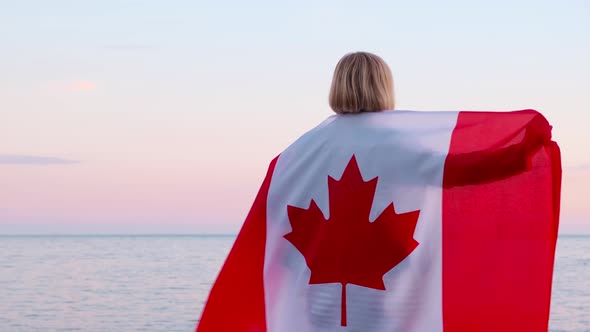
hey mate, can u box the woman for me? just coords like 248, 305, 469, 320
197, 52, 559, 332
329, 52, 551, 187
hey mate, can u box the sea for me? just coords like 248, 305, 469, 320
0, 234, 587, 332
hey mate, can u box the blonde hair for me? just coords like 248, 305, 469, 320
329, 52, 395, 114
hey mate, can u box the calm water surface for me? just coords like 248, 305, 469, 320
0, 235, 587, 331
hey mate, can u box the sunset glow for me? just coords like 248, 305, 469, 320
1, 0, 588, 234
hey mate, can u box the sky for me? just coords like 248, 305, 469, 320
0, 0, 589, 234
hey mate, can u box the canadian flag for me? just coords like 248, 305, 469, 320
197, 110, 561, 332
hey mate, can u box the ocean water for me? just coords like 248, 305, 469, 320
0, 235, 587, 332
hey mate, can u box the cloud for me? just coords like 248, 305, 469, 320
0, 155, 79, 165
68, 80, 96, 92
103, 44, 153, 51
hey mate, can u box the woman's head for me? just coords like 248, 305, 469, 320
329, 52, 394, 114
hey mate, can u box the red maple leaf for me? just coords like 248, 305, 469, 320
284, 155, 420, 326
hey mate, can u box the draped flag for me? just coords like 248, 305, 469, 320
197, 110, 561, 332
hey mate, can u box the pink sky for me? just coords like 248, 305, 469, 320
1, 1, 588, 234
0, 108, 587, 234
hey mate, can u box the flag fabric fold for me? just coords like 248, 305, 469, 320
197, 110, 561, 332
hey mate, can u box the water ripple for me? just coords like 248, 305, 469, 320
0, 235, 586, 331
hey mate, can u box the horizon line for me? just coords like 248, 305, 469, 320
0, 233, 238, 237
0, 233, 587, 237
